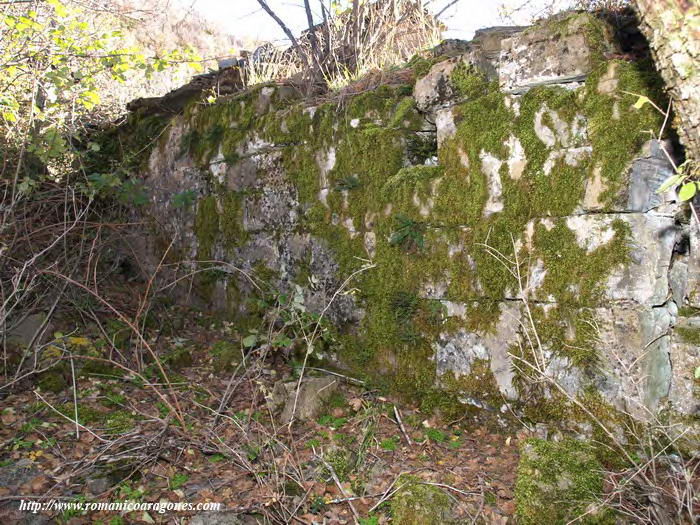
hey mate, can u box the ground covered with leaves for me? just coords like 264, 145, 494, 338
0, 303, 523, 524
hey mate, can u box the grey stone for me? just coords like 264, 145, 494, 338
279, 376, 339, 423
669, 261, 689, 306
86, 476, 111, 495
669, 318, 700, 416
686, 224, 700, 308
542, 213, 678, 306
132, 9, 698, 425
6, 313, 52, 349
242, 184, 299, 232
0, 459, 39, 490
432, 302, 520, 400
413, 47, 497, 114
413, 58, 462, 113
498, 13, 617, 94
641, 305, 673, 411
626, 140, 678, 213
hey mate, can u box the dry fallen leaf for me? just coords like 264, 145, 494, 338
348, 398, 363, 411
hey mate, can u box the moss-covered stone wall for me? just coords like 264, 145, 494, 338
134, 11, 699, 431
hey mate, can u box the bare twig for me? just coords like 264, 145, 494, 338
393, 405, 413, 447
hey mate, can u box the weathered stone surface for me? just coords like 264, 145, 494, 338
242, 184, 299, 232
132, 10, 698, 428
499, 13, 616, 94
413, 57, 465, 113
433, 302, 520, 400
278, 376, 339, 423
0, 459, 39, 490
5, 313, 52, 349
684, 224, 700, 308
669, 317, 700, 417
599, 214, 676, 305
625, 140, 678, 213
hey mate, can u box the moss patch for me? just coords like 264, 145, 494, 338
391, 474, 454, 525
515, 438, 613, 525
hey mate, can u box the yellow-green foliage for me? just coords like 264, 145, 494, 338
515, 438, 614, 525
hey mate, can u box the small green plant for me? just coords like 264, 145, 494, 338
309, 495, 326, 513
389, 214, 426, 251
306, 438, 321, 449
424, 428, 447, 443
20, 418, 41, 433
380, 436, 400, 451
317, 414, 348, 428
169, 472, 188, 490
335, 175, 361, 191
207, 453, 227, 463
243, 444, 261, 462
58, 495, 88, 522
172, 190, 197, 209
656, 159, 699, 201
117, 482, 143, 501
485, 491, 497, 505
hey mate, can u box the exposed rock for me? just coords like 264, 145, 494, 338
128, 66, 245, 117
433, 302, 520, 401
85, 476, 111, 495
499, 12, 617, 94
277, 376, 339, 423
0, 459, 39, 490
669, 317, 700, 417
6, 313, 53, 350
130, 10, 698, 428
413, 58, 465, 113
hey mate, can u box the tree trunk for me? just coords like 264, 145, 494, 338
634, 0, 700, 161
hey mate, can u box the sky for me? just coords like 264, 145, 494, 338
177, 0, 577, 47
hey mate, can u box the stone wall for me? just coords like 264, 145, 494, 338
133, 12, 699, 430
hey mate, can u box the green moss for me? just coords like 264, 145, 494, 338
194, 195, 219, 260
678, 306, 700, 318
323, 447, 354, 482
583, 59, 666, 204
405, 53, 442, 79
451, 63, 490, 99
145, 44, 665, 421
38, 370, 67, 393
166, 347, 193, 370
515, 438, 613, 525
105, 410, 137, 434
219, 191, 248, 249
390, 475, 453, 525
79, 359, 125, 378
676, 326, 700, 346
532, 218, 631, 306
57, 403, 105, 425
210, 340, 240, 372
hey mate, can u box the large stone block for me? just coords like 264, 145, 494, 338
499, 13, 617, 94
524, 213, 678, 306
432, 301, 521, 401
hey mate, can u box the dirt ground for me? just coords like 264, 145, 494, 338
0, 304, 526, 525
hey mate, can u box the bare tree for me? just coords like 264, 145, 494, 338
254, 0, 310, 72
